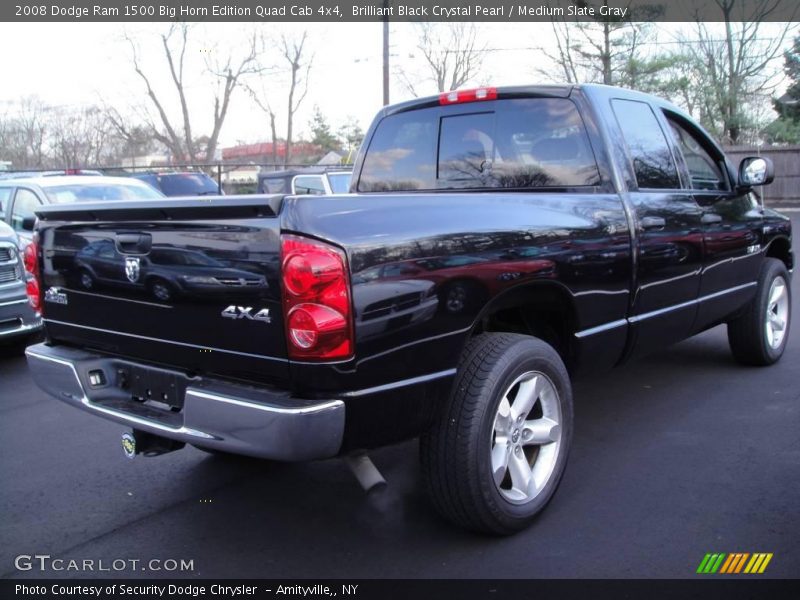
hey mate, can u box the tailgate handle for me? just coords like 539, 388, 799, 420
640, 216, 666, 231
701, 213, 723, 225
115, 233, 152, 255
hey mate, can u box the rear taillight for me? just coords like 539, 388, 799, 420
281, 235, 353, 360
23, 241, 42, 312
439, 87, 498, 105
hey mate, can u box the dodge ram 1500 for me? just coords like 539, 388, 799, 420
25, 84, 792, 534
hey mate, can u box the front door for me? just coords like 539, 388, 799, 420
663, 113, 763, 332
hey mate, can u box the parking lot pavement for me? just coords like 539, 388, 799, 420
2, 218, 798, 580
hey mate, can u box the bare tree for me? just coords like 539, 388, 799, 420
682, 0, 797, 143
0, 97, 51, 168
248, 31, 313, 167
400, 23, 487, 95
246, 86, 280, 166
50, 106, 113, 167
544, 20, 580, 83
126, 24, 262, 163
280, 32, 311, 167
105, 106, 161, 164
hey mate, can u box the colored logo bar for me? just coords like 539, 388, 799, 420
697, 553, 773, 574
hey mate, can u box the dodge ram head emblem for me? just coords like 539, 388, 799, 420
125, 257, 140, 283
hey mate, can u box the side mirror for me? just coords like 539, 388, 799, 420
21, 216, 36, 231
738, 156, 774, 187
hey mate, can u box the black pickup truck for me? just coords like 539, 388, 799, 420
25, 84, 792, 534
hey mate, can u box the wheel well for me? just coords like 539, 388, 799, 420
468, 284, 576, 369
765, 237, 793, 271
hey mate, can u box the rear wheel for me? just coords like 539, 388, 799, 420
420, 333, 573, 534
728, 258, 791, 366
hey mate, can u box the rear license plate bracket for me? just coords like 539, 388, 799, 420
125, 366, 183, 409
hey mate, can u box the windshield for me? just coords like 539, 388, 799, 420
328, 173, 351, 193
44, 183, 164, 203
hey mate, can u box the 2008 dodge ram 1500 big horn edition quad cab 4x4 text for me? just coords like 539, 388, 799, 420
25, 84, 793, 534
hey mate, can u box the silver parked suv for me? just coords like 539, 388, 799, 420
0, 221, 41, 347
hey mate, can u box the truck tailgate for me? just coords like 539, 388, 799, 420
35, 197, 289, 384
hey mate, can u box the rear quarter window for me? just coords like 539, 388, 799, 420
358, 98, 601, 192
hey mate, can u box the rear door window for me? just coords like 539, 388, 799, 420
358, 98, 600, 192
611, 99, 680, 189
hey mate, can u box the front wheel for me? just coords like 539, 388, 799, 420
728, 258, 792, 366
148, 278, 175, 303
78, 269, 94, 290
420, 333, 573, 534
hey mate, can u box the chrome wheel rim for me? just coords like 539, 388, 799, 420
490, 370, 562, 504
153, 283, 171, 301
765, 276, 789, 350
446, 286, 466, 312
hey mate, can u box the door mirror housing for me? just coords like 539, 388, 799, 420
738, 156, 774, 187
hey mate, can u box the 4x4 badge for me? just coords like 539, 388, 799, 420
221, 305, 271, 323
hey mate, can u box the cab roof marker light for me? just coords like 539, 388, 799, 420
438, 87, 498, 105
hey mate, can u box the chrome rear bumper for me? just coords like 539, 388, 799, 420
25, 343, 344, 461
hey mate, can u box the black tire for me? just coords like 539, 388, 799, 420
728, 258, 792, 366
148, 278, 175, 302
420, 332, 573, 534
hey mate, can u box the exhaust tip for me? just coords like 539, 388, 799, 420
344, 452, 387, 492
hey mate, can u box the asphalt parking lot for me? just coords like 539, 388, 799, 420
2, 214, 798, 580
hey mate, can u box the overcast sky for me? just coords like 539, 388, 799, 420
0, 21, 794, 150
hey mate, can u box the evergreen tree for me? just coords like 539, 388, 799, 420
309, 106, 341, 153
766, 35, 800, 144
